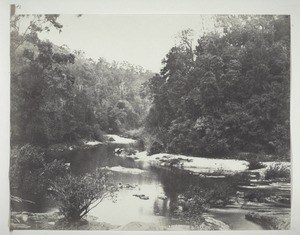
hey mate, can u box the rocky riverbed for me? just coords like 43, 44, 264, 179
10, 211, 230, 230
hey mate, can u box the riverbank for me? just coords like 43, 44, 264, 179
133, 151, 290, 176
10, 211, 118, 230
10, 211, 230, 230
11, 135, 290, 231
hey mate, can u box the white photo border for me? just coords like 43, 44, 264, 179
1, 0, 300, 235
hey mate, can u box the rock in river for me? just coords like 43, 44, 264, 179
133, 194, 149, 200
199, 216, 230, 230
245, 211, 290, 230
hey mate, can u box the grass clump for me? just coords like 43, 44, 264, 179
265, 163, 290, 180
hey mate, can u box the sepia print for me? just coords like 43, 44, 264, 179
10, 13, 291, 231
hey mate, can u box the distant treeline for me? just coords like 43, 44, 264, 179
145, 15, 290, 157
10, 15, 153, 146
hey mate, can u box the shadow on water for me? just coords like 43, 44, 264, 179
53, 143, 252, 227
66, 143, 143, 174
18, 141, 288, 230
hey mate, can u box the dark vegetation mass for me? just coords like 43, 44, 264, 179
145, 15, 290, 158
11, 15, 153, 147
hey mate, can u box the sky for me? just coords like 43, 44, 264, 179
34, 14, 216, 72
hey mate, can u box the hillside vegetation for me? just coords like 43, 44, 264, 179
145, 15, 290, 158
11, 15, 153, 146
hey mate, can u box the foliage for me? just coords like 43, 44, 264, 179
247, 157, 265, 170
10, 15, 153, 146
145, 15, 290, 158
50, 169, 117, 222
175, 172, 250, 228
179, 185, 210, 229
264, 163, 290, 180
10, 144, 68, 203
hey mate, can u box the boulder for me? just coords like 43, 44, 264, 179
133, 194, 149, 200
198, 216, 230, 230
245, 211, 290, 230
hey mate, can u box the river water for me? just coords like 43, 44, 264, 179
63, 137, 265, 230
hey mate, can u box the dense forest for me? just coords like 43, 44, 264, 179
145, 15, 290, 158
11, 15, 153, 147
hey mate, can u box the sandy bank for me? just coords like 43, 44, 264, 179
135, 151, 249, 174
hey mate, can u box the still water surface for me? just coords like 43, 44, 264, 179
65, 140, 264, 230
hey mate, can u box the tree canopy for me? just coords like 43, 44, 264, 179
145, 15, 290, 157
10, 14, 153, 146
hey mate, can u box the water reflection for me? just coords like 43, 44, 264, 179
66, 144, 224, 225
89, 175, 169, 226
59, 142, 261, 229
67, 143, 141, 174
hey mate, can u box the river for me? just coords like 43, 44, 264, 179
62, 135, 266, 230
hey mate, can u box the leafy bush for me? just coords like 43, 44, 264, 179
248, 158, 265, 170
177, 180, 236, 227
92, 124, 105, 141
179, 186, 210, 229
10, 144, 68, 204
265, 163, 290, 180
50, 169, 117, 222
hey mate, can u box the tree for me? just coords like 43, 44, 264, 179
50, 169, 117, 222
10, 15, 77, 145
145, 15, 290, 157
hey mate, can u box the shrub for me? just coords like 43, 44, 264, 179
248, 158, 265, 170
179, 185, 210, 229
10, 144, 68, 204
92, 124, 105, 141
50, 169, 117, 222
265, 163, 290, 180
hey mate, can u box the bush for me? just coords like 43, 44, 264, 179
248, 158, 265, 170
10, 144, 68, 204
50, 169, 117, 222
179, 185, 210, 229
92, 124, 105, 141
265, 163, 290, 180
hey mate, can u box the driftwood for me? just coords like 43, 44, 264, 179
10, 195, 35, 204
